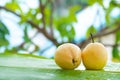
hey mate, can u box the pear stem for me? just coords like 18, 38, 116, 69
90, 33, 94, 43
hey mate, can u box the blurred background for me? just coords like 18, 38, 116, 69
0, 0, 120, 62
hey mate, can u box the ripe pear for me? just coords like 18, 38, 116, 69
82, 42, 108, 70
54, 43, 81, 70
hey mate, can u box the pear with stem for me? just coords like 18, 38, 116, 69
82, 33, 108, 70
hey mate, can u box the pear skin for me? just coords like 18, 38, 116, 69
82, 42, 108, 70
54, 43, 81, 70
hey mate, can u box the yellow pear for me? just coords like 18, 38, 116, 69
82, 42, 108, 70
54, 43, 81, 70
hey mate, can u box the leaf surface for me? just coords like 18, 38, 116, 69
0, 54, 120, 80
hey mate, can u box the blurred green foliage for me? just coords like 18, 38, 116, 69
0, 0, 120, 61
0, 21, 9, 46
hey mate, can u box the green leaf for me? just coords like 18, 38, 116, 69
19, 9, 39, 24
88, 0, 103, 5
23, 26, 31, 43
112, 46, 120, 60
105, 13, 110, 25
115, 31, 120, 43
68, 5, 80, 22
67, 25, 75, 41
54, 5, 79, 41
105, 0, 115, 25
110, 1, 118, 8
0, 21, 9, 35
19, 16, 27, 24
69, 5, 80, 14
88, 0, 97, 5
44, 7, 51, 25
54, 15, 76, 41
98, 0, 103, 6
5, 2, 22, 13
86, 26, 97, 38
0, 38, 9, 46
0, 21, 9, 46
0, 54, 120, 80
56, 23, 75, 42
68, 13, 77, 23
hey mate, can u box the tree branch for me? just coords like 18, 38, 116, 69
39, 0, 46, 29
103, 44, 119, 47
77, 25, 120, 48
27, 20, 58, 45
0, 6, 20, 17
49, 0, 54, 36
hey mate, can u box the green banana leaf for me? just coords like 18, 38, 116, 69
0, 53, 120, 80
